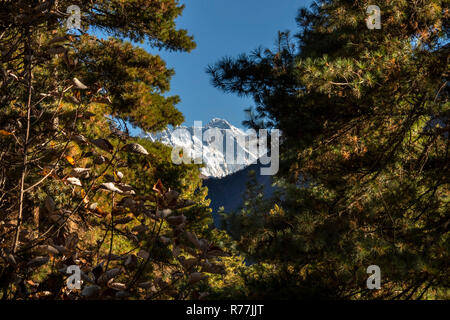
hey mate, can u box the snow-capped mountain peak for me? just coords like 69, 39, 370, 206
206, 118, 232, 129
144, 119, 259, 178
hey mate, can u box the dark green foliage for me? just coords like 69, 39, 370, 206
209, 0, 449, 299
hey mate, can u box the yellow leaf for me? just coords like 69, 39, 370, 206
81, 189, 89, 204
0, 130, 13, 136
66, 155, 75, 166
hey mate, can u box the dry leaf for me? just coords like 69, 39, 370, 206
156, 209, 172, 219
109, 283, 126, 291
73, 77, 88, 90
47, 46, 67, 55
75, 171, 91, 181
201, 262, 226, 275
27, 256, 49, 268
185, 231, 202, 250
166, 214, 186, 226
97, 268, 121, 285
160, 236, 171, 245
206, 248, 228, 258
72, 134, 88, 144
137, 250, 149, 260
66, 177, 82, 186
178, 256, 198, 270
116, 171, 124, 180
164, 189, 179, 205
122, 143, 149, 155
81, 285, 100, 297
91, 138, 114, 153
72, 167, 90, 176
52, 245, 70, 255
99, 182, 123, 194
116, 183, 133, 192
36, 245, 59, 255
188, 272, 208, 284
45, 196, 56, 213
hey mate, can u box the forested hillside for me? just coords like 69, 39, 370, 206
204, 164, 275, 226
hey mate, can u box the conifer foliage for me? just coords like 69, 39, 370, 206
209, 0, 449, 299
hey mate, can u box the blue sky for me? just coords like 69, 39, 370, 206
145, 0, 312, 129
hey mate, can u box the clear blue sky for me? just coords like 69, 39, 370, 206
145, 0, 312, 129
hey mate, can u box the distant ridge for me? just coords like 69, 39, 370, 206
203, 163, 275, 225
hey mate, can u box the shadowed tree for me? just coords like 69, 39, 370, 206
208, 0, 449, 299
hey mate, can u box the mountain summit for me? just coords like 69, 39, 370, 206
145, 119, 259, 178
206, 118, 233, 129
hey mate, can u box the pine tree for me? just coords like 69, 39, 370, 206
208, 0, 449, 299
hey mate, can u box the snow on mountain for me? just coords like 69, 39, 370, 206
144, 118, 261, 178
